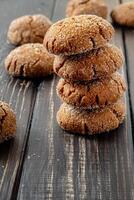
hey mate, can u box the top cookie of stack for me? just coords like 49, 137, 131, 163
44, 15, 114, 56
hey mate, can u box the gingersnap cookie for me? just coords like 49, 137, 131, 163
111, 2, 134, 27
7, 14, 52, 45
44, 15, 114, 55
54, 44, 123, 82
66, 0, 108, 19
57, 101, 125, 135
0, 101, 16, 143
57, 73, 126, 109
5, 43, 54, 78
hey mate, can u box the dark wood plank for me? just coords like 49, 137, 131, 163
0, 0, 54, 199
120, 0, 134, 134
18, 0, 134, 199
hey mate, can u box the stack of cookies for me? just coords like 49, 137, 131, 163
44, 15, 126, 135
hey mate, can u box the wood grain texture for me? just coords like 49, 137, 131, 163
17, 0, 134, 200
120, 0, 134, 135
0, 0, 54, 199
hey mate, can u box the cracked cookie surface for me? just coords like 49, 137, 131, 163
111, 2, 134, 27
57, 101, 125, 135
66, 0, 108, 19
54, 44, 123, 82
44, 15, 114, 55
0, 101, 16, 143
57, 73, 126, 109
5, 43, 54, 78
7, 14, 52, 45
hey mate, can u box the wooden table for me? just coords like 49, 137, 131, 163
0, 0, 134, 199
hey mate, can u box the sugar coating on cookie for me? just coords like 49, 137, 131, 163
7, 14, 52, 45
5, 43, 54, 78
57, 73, 126, 109
111, 2, 134, 27
57, 101, 125, 135
66, 0, 108, 19
54, 44, 124, 82
44, 15, 114, 55
0, 101, 16, 143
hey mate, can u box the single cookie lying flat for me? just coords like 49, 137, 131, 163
44, 15, 114, 55
5, 43, 54, 78
57, 101, 125, 135
57, 73, 126, 109
111, 2, 134, 27
0, 101, 16, 143
66, 0, 108, 19
54, 44, 123, 82
7, 14, 52, 45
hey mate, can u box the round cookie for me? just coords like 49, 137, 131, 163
0, 101, 16, 143
44, 15, 114, 55
5, 43, 54, 78
7, 14, 52, 45
57, 101, 125, 135
111, 2, 134, 27
57, 73, 126, 109
66, 0, 108, 19
54, 44, 123, 82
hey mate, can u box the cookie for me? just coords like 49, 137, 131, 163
111, 2, 134, 27
54, 44, 123, 82
66, 0, 108, 19
57, 73, 126, 109
0, 101, 16, 143
5, 43, 54, 78
57, 101, 125, 135
44, 15, 114, 55
7, 14, 52, 45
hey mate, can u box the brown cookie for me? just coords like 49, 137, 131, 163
54, 44, 123, 82
0, 101, 16, 143
7, 14, 52, 45
57, 73, 126, 109
66, 0, 108, 19
57, 101, 125, 135
5, 43, 54, 78
44, 15, 114, 55
111, 2, 134, 27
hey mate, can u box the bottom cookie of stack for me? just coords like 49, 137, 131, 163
57, 101, 125, 135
